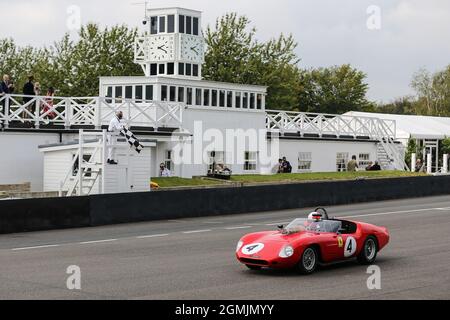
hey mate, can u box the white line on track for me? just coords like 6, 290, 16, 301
136, 234, 169, 239
11, 244, 60, 251
339, 207, 450, 219
183, 229, 212, 234
225, 226, 253, 230
79, 239, 117, 245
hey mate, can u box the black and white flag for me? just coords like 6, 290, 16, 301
120, 128, 144, 154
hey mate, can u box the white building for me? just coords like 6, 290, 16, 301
0, 7, 410, 195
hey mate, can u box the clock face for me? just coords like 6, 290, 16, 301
148, 35, 175, 61
180, 35, 205, 63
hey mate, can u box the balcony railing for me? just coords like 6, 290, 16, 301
266, 110, 396, 139
0, 94, 184, 130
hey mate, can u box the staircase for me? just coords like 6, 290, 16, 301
60, 130, 107, 196
375, 121, 409, 171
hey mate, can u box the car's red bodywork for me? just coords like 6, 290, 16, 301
236, 218, 390, 269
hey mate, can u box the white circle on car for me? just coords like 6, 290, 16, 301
344, 236, 357, 257
241, 243, 265, 255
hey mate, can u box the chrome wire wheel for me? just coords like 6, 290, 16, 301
302, 248, 316, 271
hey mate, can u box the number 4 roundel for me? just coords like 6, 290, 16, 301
344, 236, 357, 257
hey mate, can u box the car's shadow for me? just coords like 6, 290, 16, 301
242, 257, 394, 277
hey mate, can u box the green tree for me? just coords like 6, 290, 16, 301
298, 64, 372, 114
203, 13, 301, 110
376, 96, 416, 115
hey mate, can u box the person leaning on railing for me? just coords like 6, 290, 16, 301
22, 75, 35, 119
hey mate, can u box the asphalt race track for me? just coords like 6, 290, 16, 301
1, 195, 450, 299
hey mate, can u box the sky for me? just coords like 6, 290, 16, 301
1, 0, 449, 103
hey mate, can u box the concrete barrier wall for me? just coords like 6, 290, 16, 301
2, 176, 450, 234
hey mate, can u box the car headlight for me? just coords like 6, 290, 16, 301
236, 241, 244, 252
279, 245, 294, 258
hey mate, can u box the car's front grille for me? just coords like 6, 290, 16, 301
239, 258, 269, 266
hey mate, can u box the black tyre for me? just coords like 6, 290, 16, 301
296, 246, 318, 274
245, 264, 262, 270
357, 236, 378, 264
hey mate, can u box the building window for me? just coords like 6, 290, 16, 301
186, 63, 192, 76
178, 63, 185, 76
169, 86, 176, 102
211, 90, 218, 107
193, 64, 199, 77
186, 16, 192, 34
125, 86, 132, 99
161, 85, 168, 101
336, 152, 349, 172
187, 87, 193, 105
359, 153, 371, 169
167, 15, 175, 33
193, 17, 199, 35
145, 85, 153, 101
178, 87, 185, 102
195, 88, 202, 106
135, 85, 143, 101
227, 91, 233, 108
244, 152, 257, 171
158, 63, 165, 75
115, 86, 122, 99
298, 152, 312, 172
250, 93, 255, 109
106, 86, 113, 103
150, 16, 158, 34
219, 90, 225, 107
203, 89, 210, 106
165, 150, 173, 171
159, 16, 166, 33
243, 92, 248, 108
179, 15, 185, 33
235, 92, 241, 108
257, 94, 262, 109
167, 63, 175, 75
150, 63, 157, 76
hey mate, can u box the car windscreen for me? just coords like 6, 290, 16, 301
284, 219, 341, 234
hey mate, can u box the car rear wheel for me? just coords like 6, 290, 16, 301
245, 264, 262, 270
357, 236, 378, 264
296, 246, 318, 275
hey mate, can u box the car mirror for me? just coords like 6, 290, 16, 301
277, 225, 284, 230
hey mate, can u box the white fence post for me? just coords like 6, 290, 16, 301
4, 95, 10, 128
427, 153, 432, 174
411, 153, 416, 173
443, 154, 448, 174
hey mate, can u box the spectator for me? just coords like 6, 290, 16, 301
282, 157, 292, 173
347, 155, 358, 172
1, 74, 14, 116
415, 159, 425, 173
159, 163, 171, 177
41, 87, 56, 122
365, 161, 373, 171
22, 75, 35, 118
369, 161, 381, 171
276, 158, 283, 173
1, 74, 14, 95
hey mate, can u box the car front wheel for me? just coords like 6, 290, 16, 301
357, 236, 378, 264
296, 246, 318, 275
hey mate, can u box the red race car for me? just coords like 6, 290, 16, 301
236, 208, 389, 274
